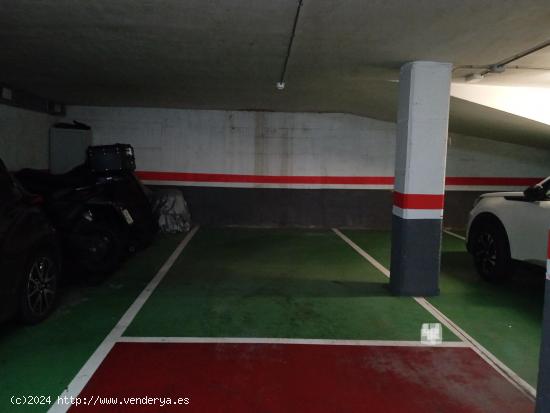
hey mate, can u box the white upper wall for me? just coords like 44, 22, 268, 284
65, 106, 550, 189
66, 107, 395, 177
447, 134, 550, 178
0, 105, 55, 170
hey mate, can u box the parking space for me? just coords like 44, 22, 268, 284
343, 229, 544, 387
71, 341, 531, 413
0, 234, 185, 412
125, 228, 457, 341
0, 227, 537, 412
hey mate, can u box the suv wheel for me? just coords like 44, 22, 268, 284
19, 249, 59, 324
471, 224, 511, 282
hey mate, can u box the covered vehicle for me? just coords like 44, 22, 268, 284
0, 158, 61, 324
466, 176, 550, 281
152, 188, 192, 234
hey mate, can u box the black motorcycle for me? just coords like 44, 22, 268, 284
15, 144, 157, 276
16, 168, 131, 275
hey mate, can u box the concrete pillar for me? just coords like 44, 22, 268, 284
390, 61, 452, 296
535, 231, 550, 412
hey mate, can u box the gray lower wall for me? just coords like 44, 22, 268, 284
154, 186, 483, 229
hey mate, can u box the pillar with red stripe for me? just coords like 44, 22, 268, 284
390, 61, 452, 296
535, 230, 550, 412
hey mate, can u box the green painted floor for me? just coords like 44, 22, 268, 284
0, 226, 542, 412
125, 228, 456, 340
0, 234, 184, 413
343, 229, 544, 387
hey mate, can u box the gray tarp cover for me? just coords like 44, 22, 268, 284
153, 189, 191, 233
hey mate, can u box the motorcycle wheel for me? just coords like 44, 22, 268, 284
74, 221, 123, 275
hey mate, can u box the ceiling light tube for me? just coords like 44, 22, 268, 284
465, 73, 484, 83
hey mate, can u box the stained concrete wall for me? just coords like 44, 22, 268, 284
66, 108, 396, 186
65, 106, 550, 185
63, 106, 550, 228
0, 104, 56, 170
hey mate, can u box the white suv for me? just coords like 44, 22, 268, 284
466, 177, 550, 281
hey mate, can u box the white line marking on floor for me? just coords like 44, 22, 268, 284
332, 228, 391, 277
118, 336, 470, 347
443, 229, 466, 241
47, 226, 200, 413
332, 228, 536, 401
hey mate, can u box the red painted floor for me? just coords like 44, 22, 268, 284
70, 342, 533, 413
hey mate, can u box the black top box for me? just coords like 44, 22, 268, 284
87, 144, 136, 173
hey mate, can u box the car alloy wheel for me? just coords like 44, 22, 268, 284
26, 255, 57, 318
474, 231, 498, 276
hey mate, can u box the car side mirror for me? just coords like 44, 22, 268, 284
524, 184, 546, 201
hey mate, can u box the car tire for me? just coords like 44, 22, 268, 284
18, 249, 59, 324
74, 220, 123, 275
471, 223, 511, 282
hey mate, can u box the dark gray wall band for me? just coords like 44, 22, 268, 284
150, 185, 484, 229
162, 186, 395, 228
389, 215, 442, 296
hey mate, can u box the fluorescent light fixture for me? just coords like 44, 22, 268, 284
465, 73, 484, 83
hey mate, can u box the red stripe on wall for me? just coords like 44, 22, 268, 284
136, 171, 395, 185
393, 192, 445, 210
136, 171, 542, 187
445, 177, 541, 186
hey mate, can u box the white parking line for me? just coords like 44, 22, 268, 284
48, 226, 200, 413
443, 229, 466, 241
117, 336, 470, 347
332, 228, 535, 401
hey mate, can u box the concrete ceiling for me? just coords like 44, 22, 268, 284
2, 0, 550, 147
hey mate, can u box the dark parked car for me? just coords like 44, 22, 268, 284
0, 158, 61, 324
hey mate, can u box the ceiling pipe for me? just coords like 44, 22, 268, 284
457, 39, 550, 81
277, 0, 304, 90
484, 39, 550, 72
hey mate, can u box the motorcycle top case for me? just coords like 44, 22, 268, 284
87, 144, 136, 173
